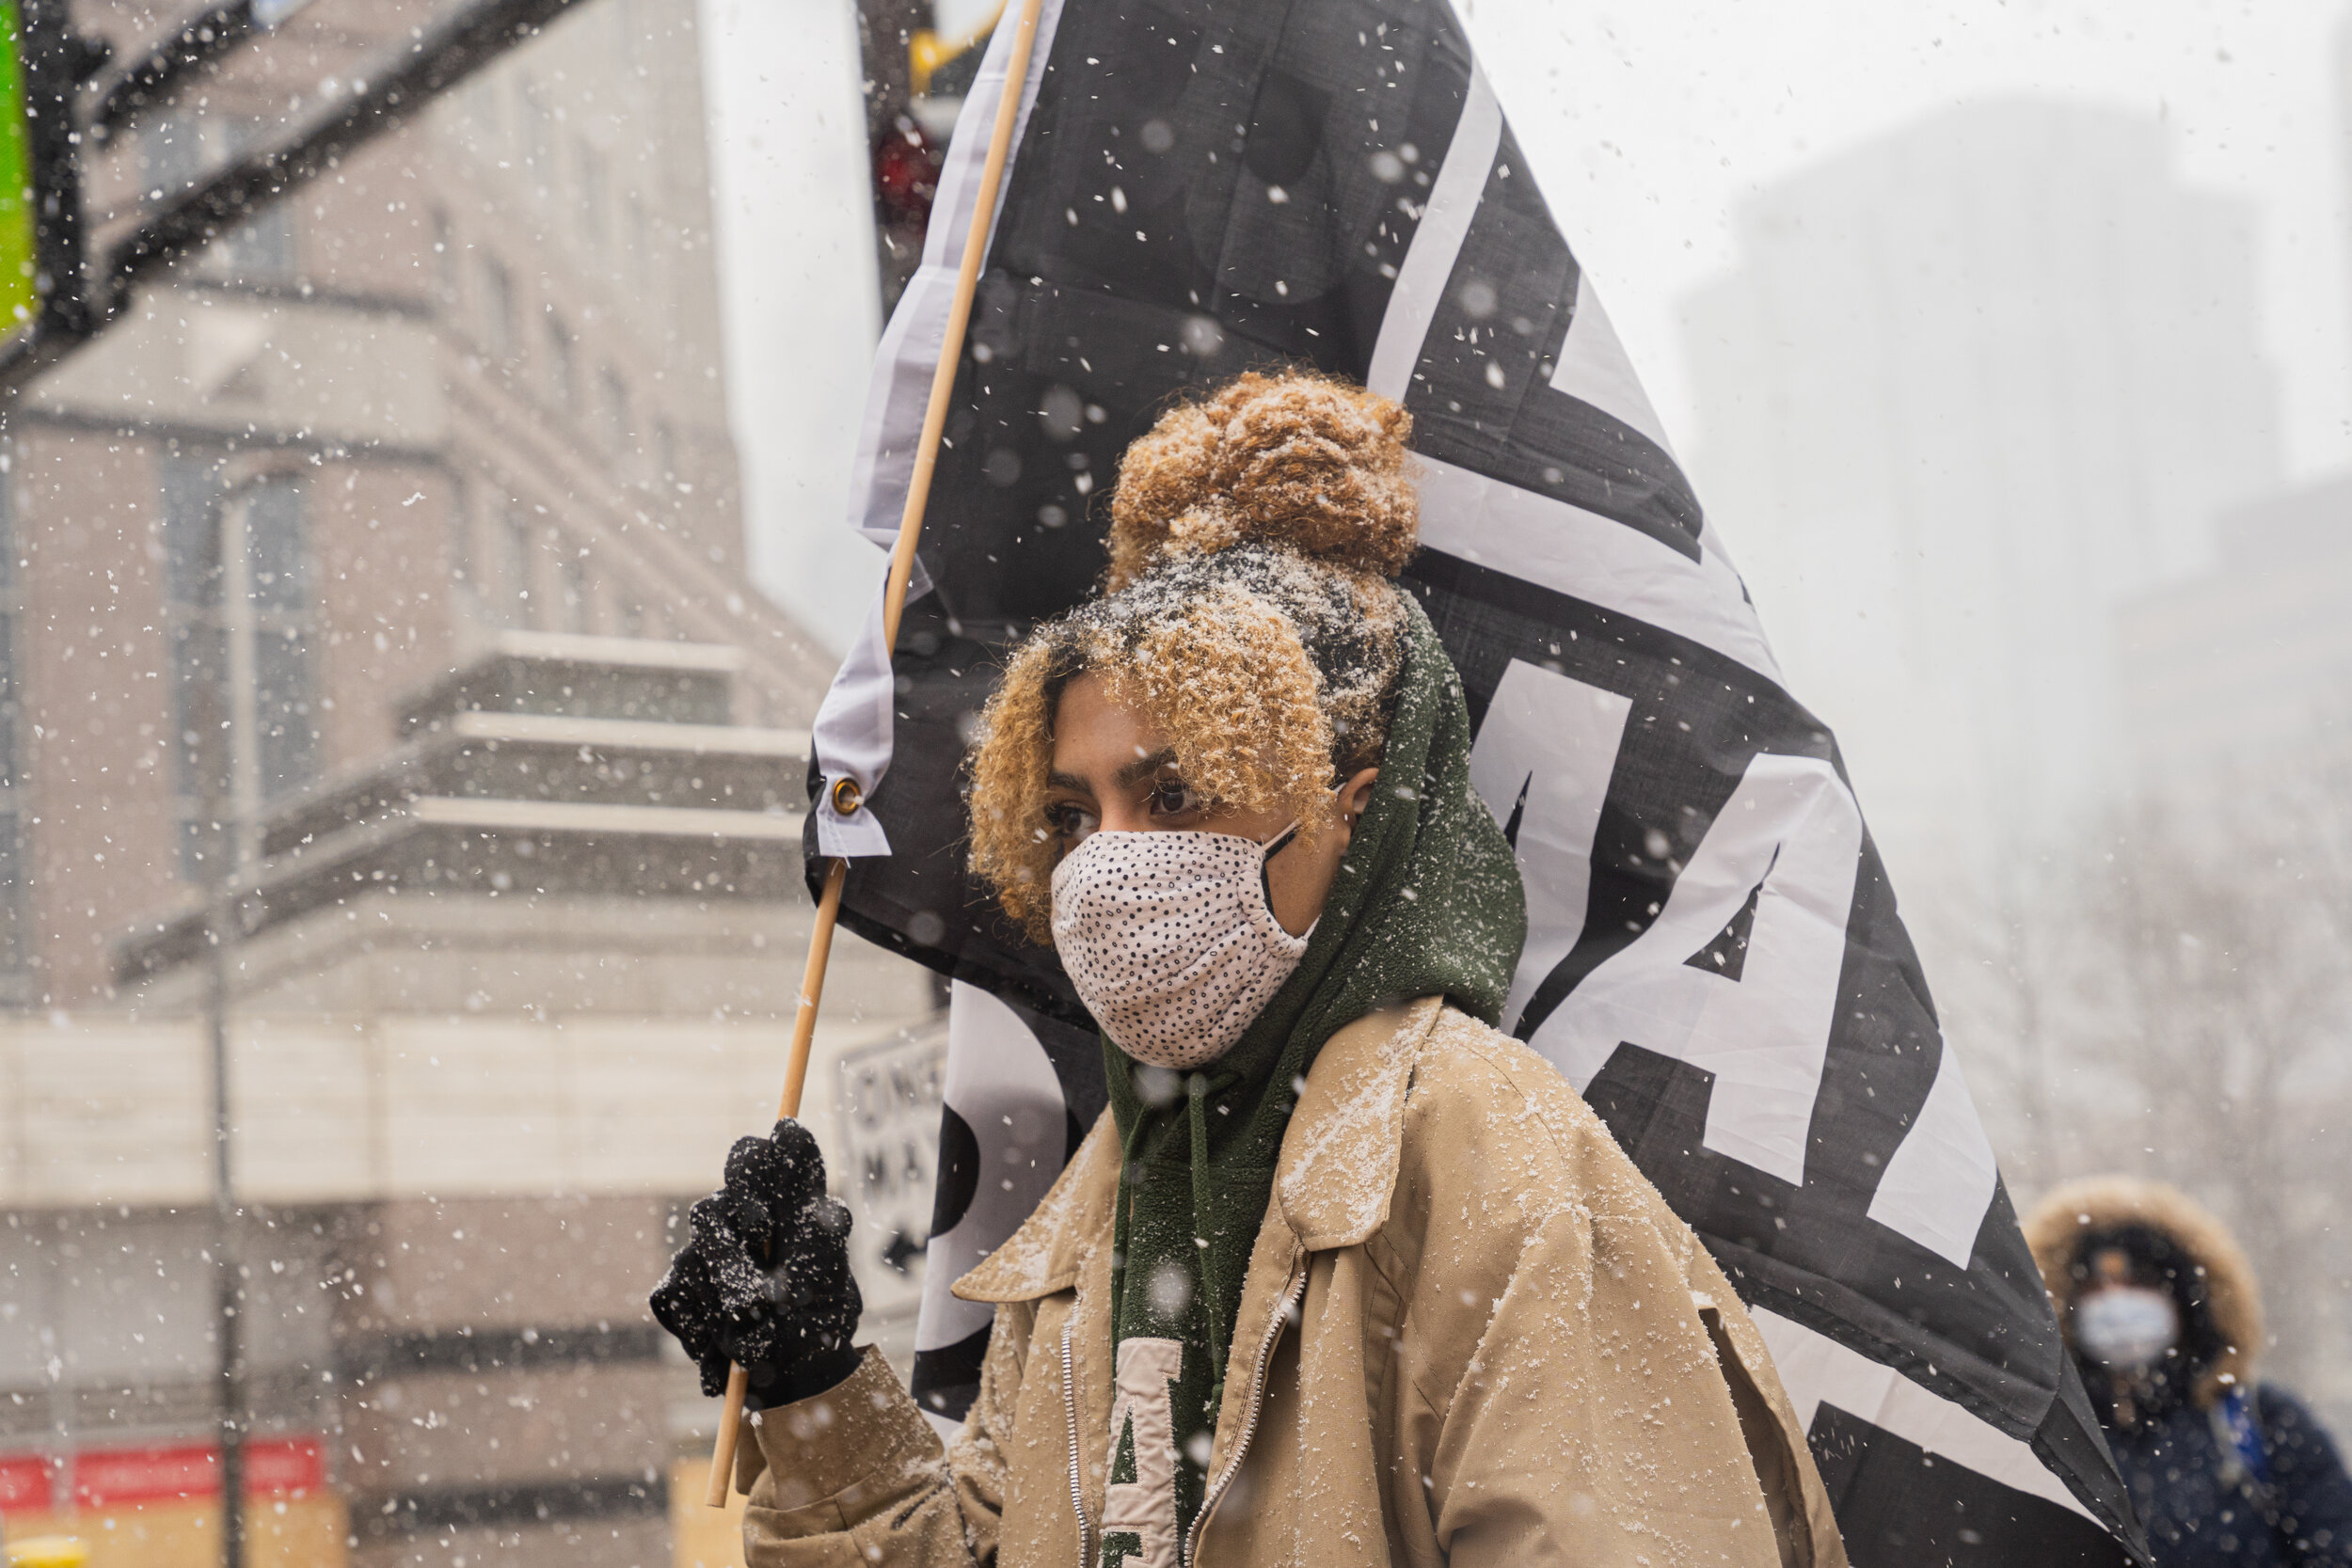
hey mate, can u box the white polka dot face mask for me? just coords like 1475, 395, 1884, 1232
1049, 824, 1312, 1069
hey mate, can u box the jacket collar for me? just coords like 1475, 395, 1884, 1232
950, 1105, 1120, 1304
951, 997, 1443, 1303
1274, 998, 1439, 1249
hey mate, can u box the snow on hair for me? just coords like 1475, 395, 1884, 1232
1104, 370, 1419, 590
967, 372, 1418, 944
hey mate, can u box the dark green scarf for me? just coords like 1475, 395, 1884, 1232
1098, 596, 1526, 1560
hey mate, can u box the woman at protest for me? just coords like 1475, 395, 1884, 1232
2026, 1179, 2352, 1567
652, 370, 1847, 1567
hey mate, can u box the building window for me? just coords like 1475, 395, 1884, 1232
464, 71, 501, 142
431, 206, 458, 301
500, 505, 534, 627
545, 311, 575, 410
448, 472, 475, 593
556, 540, 589, 633
219, 124, 295, 284
143, 113, 212, 205
576, 138, 606, 248
480, 256, 516, 359
145, 118, 295, 286
521, 77, 552, 179
244, 478, 317, 799
600, 367, 631, 451
626, 193, 648, 290
162, 455, 229, 877
161, 457, 321, 880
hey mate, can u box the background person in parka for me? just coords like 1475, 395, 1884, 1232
652, 371, 1849, 1567
2026, 1178, 2352, 1566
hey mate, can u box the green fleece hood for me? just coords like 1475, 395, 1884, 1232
1098, 592, 1526, 1558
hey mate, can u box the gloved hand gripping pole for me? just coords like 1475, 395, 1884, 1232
703, 0, 1047, 1508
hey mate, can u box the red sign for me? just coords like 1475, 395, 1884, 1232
242, 1437, 325, 1497
63, 1436, 324, 1509
0, 1452, 53, 1513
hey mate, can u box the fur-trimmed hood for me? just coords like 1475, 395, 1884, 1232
2023, 1177, 2262, 1409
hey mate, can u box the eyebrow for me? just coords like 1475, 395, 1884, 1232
1046, 751, 1179, 798
1113, 749, 1179, 789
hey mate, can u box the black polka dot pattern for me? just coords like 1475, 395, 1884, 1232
1050, 829, 1312, 1068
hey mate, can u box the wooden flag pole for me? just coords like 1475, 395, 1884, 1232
704, 0, 1046, 1508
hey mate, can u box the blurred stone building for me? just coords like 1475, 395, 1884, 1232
0, 5, 932, 1567
2112, 475, 2352, 793
1679, 100, 2283, 896
2110, 22, 2352, 800
1679, 97, 2352, 1437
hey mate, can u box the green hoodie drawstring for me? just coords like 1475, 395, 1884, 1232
1109, 1100, 1149, 1342
1187, 1070, 1231, 1422
1107, 1069, 1234, 1425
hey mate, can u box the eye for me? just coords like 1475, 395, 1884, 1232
1147, 777, 1202, 818
1047, 800, 1099, 846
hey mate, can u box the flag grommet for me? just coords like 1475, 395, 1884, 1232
831, 776, 866, 817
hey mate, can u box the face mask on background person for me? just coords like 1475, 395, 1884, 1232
2074, 1286, 2181, 1372
1051, 822, 1311, 1069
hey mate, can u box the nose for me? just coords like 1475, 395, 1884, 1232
1093, 799, 1154, 834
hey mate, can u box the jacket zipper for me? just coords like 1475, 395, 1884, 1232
1061, 1316, 1092, 1568
1183, 1260, 1309, 1568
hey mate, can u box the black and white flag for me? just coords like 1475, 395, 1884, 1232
807, 2, 2142, 1560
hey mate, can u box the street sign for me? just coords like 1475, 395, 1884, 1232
834, 1021, 946, 1325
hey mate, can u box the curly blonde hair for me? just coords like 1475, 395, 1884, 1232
1105, 370, 1419, 589
967, 372, 1419, 942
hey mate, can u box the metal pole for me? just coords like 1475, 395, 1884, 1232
208, 486, 262, 1568
208, 898, 244, 1568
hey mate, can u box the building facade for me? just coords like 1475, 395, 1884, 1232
0, 5, 929, 1567
1678, 100, 2283, 894
2111, 476, 2352, 794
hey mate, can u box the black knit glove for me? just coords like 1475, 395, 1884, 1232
650, 1118, 864, 1407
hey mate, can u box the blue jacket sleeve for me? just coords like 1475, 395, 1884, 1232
2258, 1386, 2352, 1565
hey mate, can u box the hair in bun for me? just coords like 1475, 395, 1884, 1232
1106, 371, 1419, 590
967, 371, 1419, 942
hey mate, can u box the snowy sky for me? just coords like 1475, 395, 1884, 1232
700, 0, 2352, 653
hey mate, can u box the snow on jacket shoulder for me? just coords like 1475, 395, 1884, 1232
736, 997, 1849, 1568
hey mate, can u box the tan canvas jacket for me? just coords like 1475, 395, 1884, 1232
739, 997, 1848, 1568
